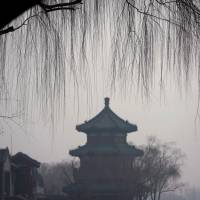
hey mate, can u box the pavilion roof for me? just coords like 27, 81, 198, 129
12, 152, 40, 168
76, 98, 137, 134
69, 143, 143, 157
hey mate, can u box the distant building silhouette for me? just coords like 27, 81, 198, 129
0, 148, 44, 200
12, 152, 42, 198
0, 148, 13, 200
64, 98, 143, 200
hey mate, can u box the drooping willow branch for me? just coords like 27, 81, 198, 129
39, 0, 82, 10
1, 0, 200, 118
0, 0, 83, 35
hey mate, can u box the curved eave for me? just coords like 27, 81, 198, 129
69, 145, 143, 157
76, 124, 137, 134
75, 101, 138, 134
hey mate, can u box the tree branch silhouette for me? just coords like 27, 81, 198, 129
0, 0, 83, 35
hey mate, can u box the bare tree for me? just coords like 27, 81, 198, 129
132, 137, 184, 200
39, 161, 73, 195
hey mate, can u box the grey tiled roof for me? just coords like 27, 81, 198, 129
76, 98, 137, 134
12, 152, 40, 168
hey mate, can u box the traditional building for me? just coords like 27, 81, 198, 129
0, 148, 43, 200
12, 152, 41, 199
0, 148, 13, 200
64, 98, 143, 200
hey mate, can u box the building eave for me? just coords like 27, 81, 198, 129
76, 98, 138, 134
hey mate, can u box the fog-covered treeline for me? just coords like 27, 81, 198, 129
39, 161, 74, 195
161, 187, 200, 200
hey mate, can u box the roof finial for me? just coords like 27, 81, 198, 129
104, 97, 110, 107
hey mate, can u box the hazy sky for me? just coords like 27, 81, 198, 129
0, 3, 200, 190
0, 80, 200, 188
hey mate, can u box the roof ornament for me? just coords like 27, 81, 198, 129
104, 97, 110, 107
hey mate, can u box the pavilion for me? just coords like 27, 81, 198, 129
64, 98, 143, 200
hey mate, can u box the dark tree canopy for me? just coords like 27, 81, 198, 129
1, 0, 200, 115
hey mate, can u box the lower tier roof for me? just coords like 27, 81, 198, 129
69, 144, 143, 157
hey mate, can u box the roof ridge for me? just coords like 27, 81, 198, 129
76, 99, 137, 133
106, 107, 121, 130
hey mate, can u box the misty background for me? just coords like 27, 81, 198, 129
0, 80, 199, 189
0, 0, 200, 197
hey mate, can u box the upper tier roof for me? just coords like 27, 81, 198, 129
76, 97, 137, 134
